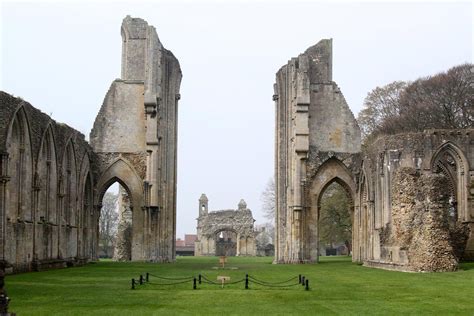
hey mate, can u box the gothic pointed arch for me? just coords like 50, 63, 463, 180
34, 124, 59, 261
95, 157, 143, 209
430, 141, 470, 222
6, 105, 33, 221
4, 104, 34, 267
61, 138, 78, 226
95, 157, 145, 261
36, 124, 58, 224
304, 157, 357, 262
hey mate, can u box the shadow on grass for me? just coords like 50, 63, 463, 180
459, 261, 474, 271
317, 255, 353, 264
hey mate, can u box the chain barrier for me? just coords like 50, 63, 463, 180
200, 274, 245, 285
248, 275, 298, 285
148, 273, 194, 281
131, 273, 309, 290
249, 279, 301, 287
146, 279, 194, 286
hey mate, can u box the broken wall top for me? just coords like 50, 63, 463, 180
274, 39, 361, 154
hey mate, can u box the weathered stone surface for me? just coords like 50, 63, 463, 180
389, 168, 458, 271
113, 188, 133, 261
0, 91, 96, 273
195, 194, 258, 256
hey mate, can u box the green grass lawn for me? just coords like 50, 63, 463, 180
6, 256, 474, 315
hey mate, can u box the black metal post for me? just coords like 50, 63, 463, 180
146, 273, 149, 282
198, 274, 202, 284
139, 275, 143, 285
299, 274, 302, 284
193, 277, 197, 290
131, 278, 135, 290
301, 276, 305, 286
245, 274, 249, 289
305, 279, 309, 291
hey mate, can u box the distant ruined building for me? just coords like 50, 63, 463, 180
273, 39, 474, 271
0, 16, 181, 273
195, 194, 258, 256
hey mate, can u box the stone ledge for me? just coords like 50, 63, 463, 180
363, 260, 413, 272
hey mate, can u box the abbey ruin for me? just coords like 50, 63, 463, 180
195, 194, 258, 256
0, 16, 181, 272
273, 39, 474, 271
0, 17, 472, 274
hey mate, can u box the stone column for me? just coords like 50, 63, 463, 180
368, 201, 375, 260
236, 234, 241, 256
0, 153, 8, 262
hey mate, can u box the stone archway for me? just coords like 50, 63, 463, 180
430, 142, 473, 260
430, 142, 471, 222
214, 228, 238, 257
304, 158, 357, 263
95, 158, 144, 261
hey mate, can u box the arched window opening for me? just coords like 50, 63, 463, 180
6, 109, 32, 222
433, 150, 458, 225
36, 128, 58, 261
38, 128, 57, 224
63, 143, 77, 226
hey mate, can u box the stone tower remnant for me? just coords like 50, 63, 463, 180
90, 15, 182, 262
273, 39, 361, 263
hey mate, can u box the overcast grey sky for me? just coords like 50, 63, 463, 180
1, 1, 472, 238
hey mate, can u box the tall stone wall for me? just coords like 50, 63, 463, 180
273, 39, 361, 263
0, 91, 96, 273
90, 16, 182, 262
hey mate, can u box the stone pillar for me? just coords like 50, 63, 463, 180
368, 201, 375, 260
92, 204, 101, 261
114, 188, 132, 261
236, 235, 241, 256
0, 153, 8, 262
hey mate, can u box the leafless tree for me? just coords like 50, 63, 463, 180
99, 192, 118, 258
261, 177, 275, 221
357, 81, 407, 141
358, 63, 473, 142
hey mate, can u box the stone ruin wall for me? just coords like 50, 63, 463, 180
361, 130, 474, 272
0, 92, 97, 273
0, 15, 182, 273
